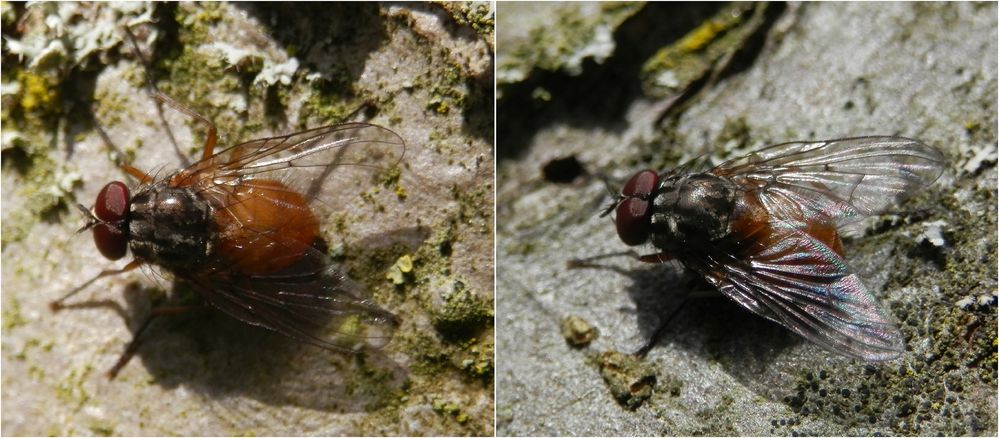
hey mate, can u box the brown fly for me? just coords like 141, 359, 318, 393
51, 91, 405, 379
603, 137, 944, 360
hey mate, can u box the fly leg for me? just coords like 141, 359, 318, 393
633, 289, 720, 358
634, 297, 690, 358
567, 251, 672, 270
566, 250, 643, 269
123, 25, 191, 167
106, 304, 205, 380
50, 260, 143, 311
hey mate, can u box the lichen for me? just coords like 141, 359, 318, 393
435, 1, 494, 48
640, 2, 768, 98
432, 398, 471, 425
2, 296, 27, 331
497, 2, 644, 83
596, 350, 658, 410
561, 315, 599, 347
385, 254, 415, 286
432, 281, 493, 341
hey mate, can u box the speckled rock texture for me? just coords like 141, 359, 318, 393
2, 2, 494, 436
497, 2, 996, 436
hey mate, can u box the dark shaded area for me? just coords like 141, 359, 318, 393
497, 3, 721, 160
54, 277, 403, 414
146, 2, 181, 71
571, 258, 800, 361
497, 2, 787, 161
50, 225, 432, 414
236, 2, 386, 96
542, 155, 586, 183
460, 61, 496, 145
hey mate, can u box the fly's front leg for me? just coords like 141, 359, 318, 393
50, 260, 144, 311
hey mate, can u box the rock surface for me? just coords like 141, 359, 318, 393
2, 3, 494, 435
497, 3, 996, 436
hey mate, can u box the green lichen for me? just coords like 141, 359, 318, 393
640, 2, 767, 98
14, 337, 41, 361
596, 350, 658, 410
432, 282, 493, 341
432, 398, 471, 425
459, 341, 494, 380
1, 148, 81, 247
561, 315, 598, 347
146, 3, 277, 150
2, 296, 27, 331
435, 1, 494, 46
716, 116, 754, 154
379, 165, 407, 201
450, 180, 493, 234
92, 82, 132, 129
16, 69, 62, 115
426, 60, 467, 116
694, 394, 739, 435
155, 47, 248, 150
385, 254, 415, 286
499, 2, 643, 81
55, 365, 93, 409
342, 353, 405, 412
299, 80, 364, 129
88, 422, 115, 436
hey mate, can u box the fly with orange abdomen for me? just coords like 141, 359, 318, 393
604, 137, 944, 361
52, 92, 405, 379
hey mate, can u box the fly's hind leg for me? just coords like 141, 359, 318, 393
633, 288, 721, 358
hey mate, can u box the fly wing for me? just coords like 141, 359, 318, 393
693, 223, 904, 361
712, 137, 944, 227
187, 245, 398, 352
201, 122, 405, 212
170, 126, 403, 351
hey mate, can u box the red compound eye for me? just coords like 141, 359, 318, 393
95, 181, 130, 222
93, 222, 127, 260
615, 197, 650, 246
614, 170, 659, 246
92, 182, 130, 260
621, 169, 658, 198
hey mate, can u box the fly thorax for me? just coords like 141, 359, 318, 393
649, 173, 735, 252
129, 183, 213, 268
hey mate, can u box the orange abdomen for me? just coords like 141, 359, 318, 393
212, 179, 320, 274
729, 192, 845, 257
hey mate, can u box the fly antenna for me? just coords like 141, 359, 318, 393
75, 204, 98, 233
595, 172, 622, 218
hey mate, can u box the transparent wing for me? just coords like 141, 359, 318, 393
174, 122, 404, 351
191, 122, 405, 210
712, 136, 944, 226
692, 223, 904, 361
186, 244, 398, 352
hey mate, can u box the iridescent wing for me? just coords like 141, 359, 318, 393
691, 222, 904, 361
712, 136, 944, 227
